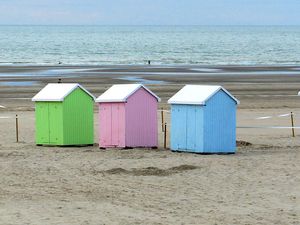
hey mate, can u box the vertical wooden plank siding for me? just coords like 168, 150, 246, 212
62, 88, 94, 145
125, 88, 158, 147
99, 103, 111, 146
99, 103, 126, 147
49, 102, 63, 144
170, 105, 204, 152
187, 105, 204, 152
35, 102, 50, 144
194, 106, 204, 152
170, 90, 236, 153
203, 90, 236, 153
171, 105, 187, 151
35, 88, 94, 146
35, 102, 63, 145
111, 104, 120, 146
117, 103, 126, 147
99, 103, 112, 148
186, 106, 197, 151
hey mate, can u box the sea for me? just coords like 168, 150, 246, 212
0, 25, 299, 65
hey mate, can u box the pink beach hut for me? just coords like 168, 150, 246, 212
96, 84, 160, 149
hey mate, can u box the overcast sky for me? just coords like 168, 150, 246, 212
0, 0, 299, 25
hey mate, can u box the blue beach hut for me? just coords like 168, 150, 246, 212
168, 85, 240, 153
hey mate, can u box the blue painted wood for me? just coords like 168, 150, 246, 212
186, 105, 204, 152
170, 89, 237, 153
170, 105, 204, 152
170, 105, 187, 151
194, 106, 204, 152
186, 106, 196, 151
203, 90, 236, 153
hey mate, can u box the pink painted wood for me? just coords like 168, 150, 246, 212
98, 87, 158, 148
99, 102, 125, 147
125, 88, 158, 147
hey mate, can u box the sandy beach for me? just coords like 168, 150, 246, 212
0, 65, 299, 224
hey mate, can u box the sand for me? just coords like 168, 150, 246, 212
0, 65, 299, 225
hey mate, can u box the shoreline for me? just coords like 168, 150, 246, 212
0, 64, 299, 79
1, 64, 300, 111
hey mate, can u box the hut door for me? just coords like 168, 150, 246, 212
172, 105, 202, 151
100, 103, 124, 147
36, 103, 50, 144
100, 104, 112, 146
172, 105, 187, 150
186, 106, 197, 151
49, 103, 61, 144
111, 104, 120, 146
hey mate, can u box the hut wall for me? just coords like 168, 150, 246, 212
62, 88, 94, 145
203, 90, 236, 153
125, 88, 158, 147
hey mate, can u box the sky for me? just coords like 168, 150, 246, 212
0, 0, 299, 25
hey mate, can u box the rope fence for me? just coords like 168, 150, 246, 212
1, 110, 299, 122
0, 109, 299, 144
157, 108, 299, 137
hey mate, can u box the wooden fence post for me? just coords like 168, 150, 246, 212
161, 108, 164, 132
291, 112, 295, 137
16, 114, 19, 142
164, 123, 167, 149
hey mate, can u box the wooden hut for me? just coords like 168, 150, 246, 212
168, 85, 239, 153
96, 84, 160, 148
32, 83, 95, 146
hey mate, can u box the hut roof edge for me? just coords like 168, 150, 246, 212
32, 83, 95, 102
168, 85, 239, 105
96, 84, 160, 103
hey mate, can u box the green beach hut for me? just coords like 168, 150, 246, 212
32, 83, 95, 146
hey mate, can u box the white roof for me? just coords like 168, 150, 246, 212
96, 84, 160, 103
32, 83, 95, 102
168, 85, 239, 105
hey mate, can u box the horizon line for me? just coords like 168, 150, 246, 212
0, 24, 299, 27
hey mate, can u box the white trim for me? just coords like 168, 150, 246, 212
32, 83, 95, 102
219, 87, 240, 104
167, 100, 206, 105
139, 85, 161, 102
74, 84, 95, 101
201, 86, 240, 105
96, 84, 160, 103
168, 85, 239, 105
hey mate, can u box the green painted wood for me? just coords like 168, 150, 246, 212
35, 102, 64, 145
49, 102, 63, 144
35, 102, 50, 144
35, 87, 94, 146
62, 88, 94, 145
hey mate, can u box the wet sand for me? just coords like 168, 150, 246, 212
0, 65, 299, 224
